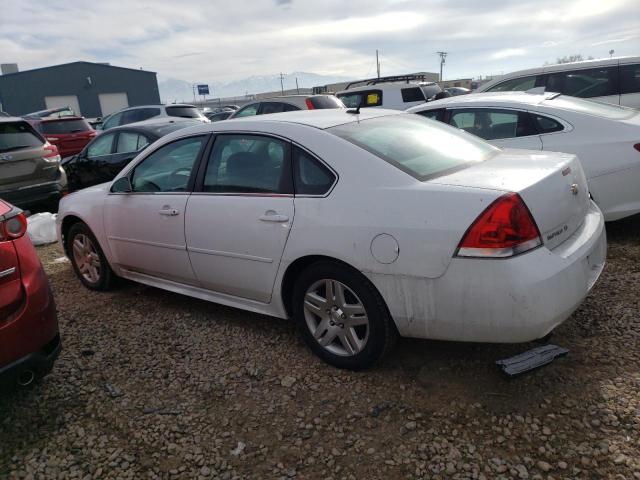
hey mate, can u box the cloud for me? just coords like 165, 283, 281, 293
491, 48, 528, 60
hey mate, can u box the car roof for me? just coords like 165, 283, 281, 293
337, 82, 433, 94
168, 108, 403, 137
39, 116, 85, 122
0, 116, 29, 123
407, 91, 560, 111
105, 118, 200, 137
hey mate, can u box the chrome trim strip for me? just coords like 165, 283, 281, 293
0, 267, 16, 279
187, 247, 273, 263
107, 236, 185, 251
189, 192, 293, 198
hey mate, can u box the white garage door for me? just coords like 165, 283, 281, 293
98, 93, 129, 117
45, 95, 81, 115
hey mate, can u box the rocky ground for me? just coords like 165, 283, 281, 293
1, 216, 639, 480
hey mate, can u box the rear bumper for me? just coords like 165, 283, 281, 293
371, 200, 607, 342
0, 168, 67, 209
0, 333, 61, 389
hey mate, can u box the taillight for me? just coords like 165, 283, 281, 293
305, 99, 315, 110
456, 193, 542, 258
43, 142, 61, 163
0, 213, 28, 242
633, 143, 640, 153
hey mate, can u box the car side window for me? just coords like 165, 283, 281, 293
260, 102, 290, 115
203, 134, 291, 194
544, 67, 618, 98
130, 136, 205, 193
122, 108, 160, 124
337, 90, 383, 108
415, 109, 446, 122
620, 64, 640, 94
401, 87, 425, 103
116, 132, 150, 154
87, 133, 115, 158
293, 146, 336, 196
487, 75, 537, 92
532, 115, 564, 134
449, 109, 536, 140
102, 112, 123, 130
234, 104, 259, 117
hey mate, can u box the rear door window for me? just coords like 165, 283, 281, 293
165, 106, 205, 119
116, 132, 150, 153
40, 119, 91, 134
293, 146, 336, 195
532, 115, 564, 134
487, 75, 538, 92
0, 121, 44, 152
203, 134, 291, 194
544, 67, 618, 98
401, 87, 426, 103
337, 90, 383, 108
620, 64, 640, 94
449, 109, 537, 140
260, 102, 298, 115
415, 109, 446, 122
102, 112, 124, 130
122, 108, 160, 124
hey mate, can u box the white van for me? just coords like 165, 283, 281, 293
336, 75, 443, 110
476, 56, 640, 108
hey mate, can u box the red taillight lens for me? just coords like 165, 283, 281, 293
305, 98, 315, 110
633, 143, 640, 153
456, 193, 541, 258
43, 142, 61, 163
0, 213, 28, 242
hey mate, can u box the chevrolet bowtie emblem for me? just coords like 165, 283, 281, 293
571, 183, 579, 195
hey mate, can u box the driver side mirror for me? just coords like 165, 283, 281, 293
111, 176, 132, 193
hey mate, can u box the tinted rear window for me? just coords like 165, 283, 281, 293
40, 119, 91, 134
544, 96, 636, 120
0, 121, 44, 152
166, 106, 205, 119
337, 90, 382, 108
401, 87, 426, 103
309, 96, 344, 109
328, 115, 497, 180
620, 64, 640, 94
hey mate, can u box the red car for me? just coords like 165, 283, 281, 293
0, 200, 60, 389
28, 117, 96, 158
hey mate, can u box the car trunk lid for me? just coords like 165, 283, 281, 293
428, 149, 591, 250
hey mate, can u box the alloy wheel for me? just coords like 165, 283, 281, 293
72, 233, 101, 283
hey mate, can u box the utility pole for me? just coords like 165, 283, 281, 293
437, 51, 448, 82
279, 73, 285, 95
295, 77, 299, 94
376, 50, 380, 78
192, 84, 196, 104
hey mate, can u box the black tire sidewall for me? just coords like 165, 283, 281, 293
67, 222, 113, 291
293, 262, 391, 370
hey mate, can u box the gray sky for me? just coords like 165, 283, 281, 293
1, 0, 638, 83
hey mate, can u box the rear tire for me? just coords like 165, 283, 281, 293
67, 222, 115, 291
292, 261, 396, 370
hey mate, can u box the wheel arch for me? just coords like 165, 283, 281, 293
60, 214, 85, 256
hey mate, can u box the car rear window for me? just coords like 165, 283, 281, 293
0, 121, 44, 152
544, 96, 637, 120
166, 106, 205, 119
328, 114, 498, 180
39, 119, 91, 134
337, 90, 383, 108
308, 96, 344, 109
401, 87, 426, 103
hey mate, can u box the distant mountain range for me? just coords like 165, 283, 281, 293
158, 72, 352, 103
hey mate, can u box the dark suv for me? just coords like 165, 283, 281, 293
0, 117, 67, 210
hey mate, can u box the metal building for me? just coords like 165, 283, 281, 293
0, 61, 160, 118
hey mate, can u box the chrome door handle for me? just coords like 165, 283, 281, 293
259, 211, 289, 222
159, 208, 179, 216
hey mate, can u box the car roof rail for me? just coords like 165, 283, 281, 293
345, 74, 434, 89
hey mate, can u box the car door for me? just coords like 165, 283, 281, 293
447, 108, 542, 149
185, 133, 294, 302
68, 132, 116, 191
104, 135, 208, 284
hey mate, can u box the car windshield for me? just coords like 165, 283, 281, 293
0, 121, 44, 152
328, 114, 498, 180
40, 119, 92, 134
166, 106, 206, 119
544, 95, 637, 120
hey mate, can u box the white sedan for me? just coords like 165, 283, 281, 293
408, 91, 640, 221
56, 109, 606, 370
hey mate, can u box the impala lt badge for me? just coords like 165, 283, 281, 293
571, 183, 579, 195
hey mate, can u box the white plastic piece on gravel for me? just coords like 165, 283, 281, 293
26, 212, 58, 245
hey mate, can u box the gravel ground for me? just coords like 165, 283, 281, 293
1, 216, 639, 480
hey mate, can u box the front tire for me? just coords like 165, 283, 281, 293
67, 222, 115, 291
292, 261, 396, 370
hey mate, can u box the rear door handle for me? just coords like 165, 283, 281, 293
159, 208, 180, 216
259, 211, 289, 222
